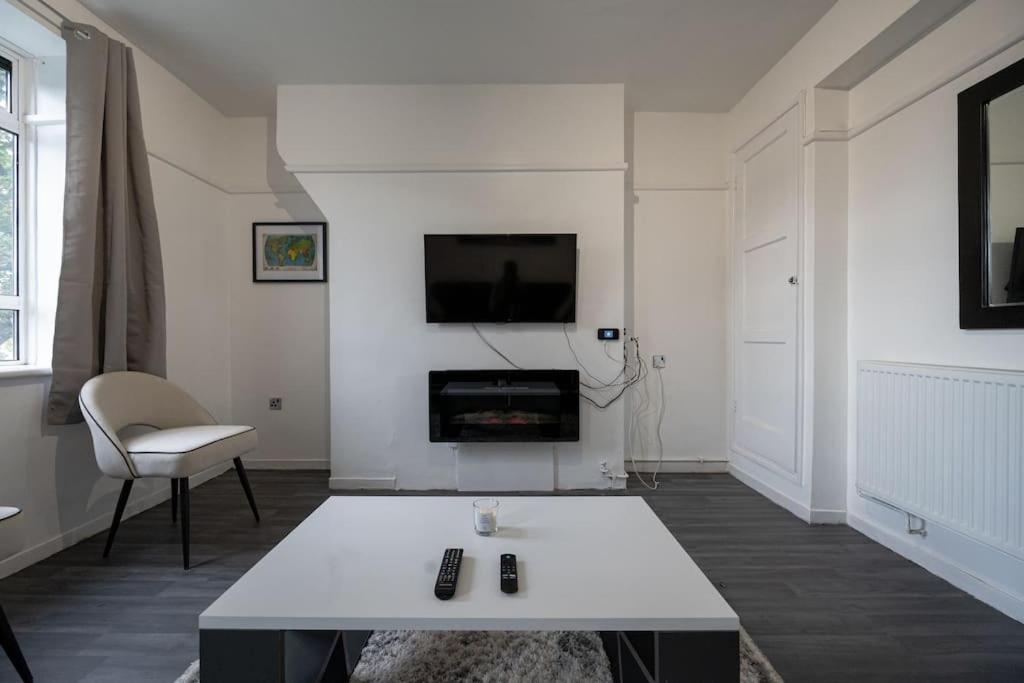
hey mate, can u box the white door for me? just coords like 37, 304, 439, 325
732, 106, 800, 478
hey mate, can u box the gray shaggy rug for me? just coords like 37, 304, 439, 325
176, 627, 781, 682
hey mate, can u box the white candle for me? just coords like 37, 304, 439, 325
474, 498, 499, 536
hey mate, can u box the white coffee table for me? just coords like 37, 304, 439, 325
200, 496, 739, 682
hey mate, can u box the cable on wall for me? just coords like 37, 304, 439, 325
563, 324, 648, 404
471, 323, 522, 369
563, 323, 618, 386
468, 323, 662, 486
576, 335, 647, 409
628, 345, 655, 489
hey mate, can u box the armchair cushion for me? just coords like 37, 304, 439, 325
121, 425, 257, 478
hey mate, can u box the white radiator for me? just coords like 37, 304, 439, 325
857, 361, 1024, 560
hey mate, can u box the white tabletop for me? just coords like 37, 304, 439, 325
200, 496, 738, 632
0, 507, 20, 523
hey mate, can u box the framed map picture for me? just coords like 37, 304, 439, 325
252, 222, 328, 283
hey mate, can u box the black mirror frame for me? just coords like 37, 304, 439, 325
958, 56, 1024, 329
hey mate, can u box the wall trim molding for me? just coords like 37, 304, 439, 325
729, 461, 812, 524
731, 100, 801, 154
731, 461, 844, 524
849, 28, 1024, 142
287, 162, 629, 175
802, 131, 851, 146
848, 512, 1024, 624
730, 443, 802, 484
329, 476, 398, 490
627, 459, 728, 474
148, 151, 228, 193
0, 463, 231, 580
809, 508, 847, 524
244, 459, 330, 470
743, 29, 1024, 153
634, 184, 729, 192
147, 153, 302, 197
801, 29, 1024, 149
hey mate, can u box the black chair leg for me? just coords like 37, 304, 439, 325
233, 457, 260, 523
171, 478, 178, 523
103, 480, 134, 559
0, 603, 31, 682
180, 478, 190, 570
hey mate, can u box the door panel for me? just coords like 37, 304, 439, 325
742, 237, 790, 337
733, 107, 800, 478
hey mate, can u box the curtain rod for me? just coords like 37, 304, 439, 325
12, 0, 92, 39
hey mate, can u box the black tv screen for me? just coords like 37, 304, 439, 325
424, 234, 577, 323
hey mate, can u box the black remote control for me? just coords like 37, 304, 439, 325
500, 553, 518, 594
434, 548, 463, 600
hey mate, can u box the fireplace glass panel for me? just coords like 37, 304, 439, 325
429, 370, 580, 442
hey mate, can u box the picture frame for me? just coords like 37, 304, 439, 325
252, 222, 328, 283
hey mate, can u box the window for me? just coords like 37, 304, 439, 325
0, 51, 21, 363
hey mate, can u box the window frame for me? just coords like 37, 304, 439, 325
0, 45, 27, 365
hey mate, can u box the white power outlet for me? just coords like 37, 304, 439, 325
652, 355, 667, 369
269, 397, 283, 410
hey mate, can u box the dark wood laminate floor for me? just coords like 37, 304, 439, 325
0, 472, 1022, 682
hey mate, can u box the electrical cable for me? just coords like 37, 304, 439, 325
472, 322, 636, 396
471, 323, 522, 369
652, 366, 666, 486
627, 337, 667, 490
468, 321, 661, 486
471, 323, 657, 483
562, 324, 627, 388
577, 336, 646, 408
602, 341, 620, 363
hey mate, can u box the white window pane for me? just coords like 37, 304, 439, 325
0, 309, 16, 361
0, 128, 14, 296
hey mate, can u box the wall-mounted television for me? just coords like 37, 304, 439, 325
424, 234, 577, 323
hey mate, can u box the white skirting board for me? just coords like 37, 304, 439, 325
729, 462, 846, 525
329, 476, 398, 490
848, 511, 1024, 624
0, 462, 232, 581
627, 459, 729, 474
243, 459, 330, 470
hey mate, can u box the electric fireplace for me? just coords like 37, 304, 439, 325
429, 369, 580, 442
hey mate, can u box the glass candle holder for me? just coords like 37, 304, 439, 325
473, 498, 499, 536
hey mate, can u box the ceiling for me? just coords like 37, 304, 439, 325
77, 0, 837, 117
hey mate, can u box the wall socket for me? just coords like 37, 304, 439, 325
652, 355, 667, 369
269, 397, 283, 411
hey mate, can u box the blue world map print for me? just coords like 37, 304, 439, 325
263, 234, 317, 270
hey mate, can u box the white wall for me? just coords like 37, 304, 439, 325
227, 191, 329, 469
846, 0, 1024, 621
727, 0, 919, 151
279, 84, 627, 491
719, 0, 940, 524
717, 0, 1024, 620
155, 161, 232, 420
806, 131, 848, 518
0, 0, 300, 578
278, 84, 625, 172
631, 113, 728, 468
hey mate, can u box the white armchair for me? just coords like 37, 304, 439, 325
0, 507, 31, 682
79, 371, 260, 569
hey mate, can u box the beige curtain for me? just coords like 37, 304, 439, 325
47, 23, 166, 425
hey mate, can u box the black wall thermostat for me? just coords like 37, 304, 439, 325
598, 328, 620, 340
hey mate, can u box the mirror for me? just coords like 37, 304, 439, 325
958, 56, 1024, 328
986, 84, 1024, 306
